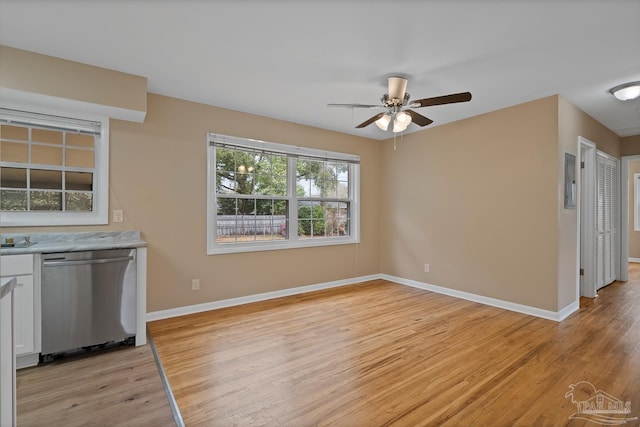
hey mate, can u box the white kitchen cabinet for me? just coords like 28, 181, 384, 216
0, 278, 17, 427
0, 254, 40, 368
13, 275, 35, 355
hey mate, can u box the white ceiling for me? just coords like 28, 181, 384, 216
1, 1, 639, 140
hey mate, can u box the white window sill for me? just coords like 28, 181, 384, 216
207, 236, 359, 255
0, 211, 108, 227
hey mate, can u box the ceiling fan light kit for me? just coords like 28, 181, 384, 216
610, 81, 640, 101
393, 111, 412, 132
328, 76, 472, 133
374, 111, 412, 132
375, 114, 391, 131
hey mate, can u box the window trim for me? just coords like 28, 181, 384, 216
207, 133, 360, 255
0, 109, 109, 226
634, 173, 640, 232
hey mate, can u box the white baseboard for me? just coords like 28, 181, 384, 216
380, 274, 578, 322
146, 274, 380, 322
556, 301, 580, 321
629, 257, 640, 263
147, 273, 579, 323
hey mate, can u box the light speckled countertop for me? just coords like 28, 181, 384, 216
1, 231, 146, 255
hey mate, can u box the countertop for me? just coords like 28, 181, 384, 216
0, 277, 18, 299
1, 231, 146, 255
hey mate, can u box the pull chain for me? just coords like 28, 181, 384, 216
393, 131, 404, 150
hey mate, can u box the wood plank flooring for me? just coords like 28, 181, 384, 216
16, 343, 176, 426
149, 269, 640, 426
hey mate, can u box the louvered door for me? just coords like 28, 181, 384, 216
605, 158, 617, 284
596, 157, 606, 287
595, 152, 618, 290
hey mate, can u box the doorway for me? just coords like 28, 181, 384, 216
579, 137, 621, 299
579, 137, 596, 298
595, 151, 619, 289
620, 155, 640, 283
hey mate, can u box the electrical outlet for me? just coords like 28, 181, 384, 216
424, 264, 430, 273
113, 209, 124, 223
191, 279, 200, 291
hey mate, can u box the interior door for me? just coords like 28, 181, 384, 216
596, 152, 619, 290
605, 158, 617, 284
596, 156, 606, 288
580, 163, 584, 294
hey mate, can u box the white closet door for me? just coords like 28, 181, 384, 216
595, 152, 618, 290
596, 156, 606, 288
606, 158, 618, 284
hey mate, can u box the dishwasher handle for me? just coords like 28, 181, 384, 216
43, 255, 134, 267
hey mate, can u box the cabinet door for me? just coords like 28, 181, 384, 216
13, 275, 35, 356
0, 291, 16, 427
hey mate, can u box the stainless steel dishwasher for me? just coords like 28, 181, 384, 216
41, 248, 136, 356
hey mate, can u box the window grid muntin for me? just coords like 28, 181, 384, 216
295, 158, 351, 240
296, 158, 350, 201
215, 147, 288, 197
215, 151, 354, 244
209, 135, 359, 251
215, 145, 289, 244
0, 121, 96, 212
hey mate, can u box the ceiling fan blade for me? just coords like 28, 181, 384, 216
388, 76, 408, 101
411, 92, 472, 108
327, 103, 385, 109
356, 112, 386, 128
405, 109, 434, 127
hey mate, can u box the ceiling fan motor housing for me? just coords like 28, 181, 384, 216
388, 76, 408, 102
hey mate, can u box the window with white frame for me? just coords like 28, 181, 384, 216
635, 173, 640, 231
0, 108, 109, 226
207, 133, 360, 254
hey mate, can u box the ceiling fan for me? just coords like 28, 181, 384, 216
328, 76, 472, 133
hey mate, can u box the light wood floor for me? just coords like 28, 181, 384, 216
16, 343, 176, 426
149, 268, 640, 426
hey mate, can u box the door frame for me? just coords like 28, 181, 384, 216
620, 155, 640, 282
578, 137, 597, 298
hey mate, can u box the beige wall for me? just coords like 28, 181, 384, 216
557, 97, 621, 308
556, 98, 621, 159
2, 46, 630, 315
378, 95, 622, 312
112, 94, 382, 311
0, 46, 382, 312
379, 96, 560, 311
6, 94, 383, 312
622, 136, 640, 156
556, 96, 579, 310
0, 45, 147, 114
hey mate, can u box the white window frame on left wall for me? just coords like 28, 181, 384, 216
634, 173, 640, 232
0, 108, 109, 227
